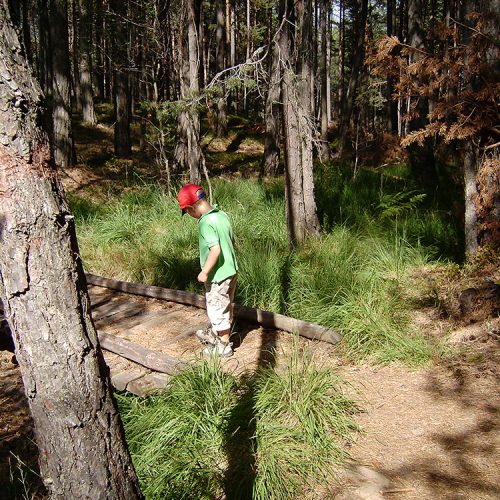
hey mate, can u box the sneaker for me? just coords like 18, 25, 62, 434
195, 326, 218, 345
202, 338, 234, 358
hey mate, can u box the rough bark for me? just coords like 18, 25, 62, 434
173, 0, 202, 183
279, 0, 320, 247
49, 0, 74, 168
0, 2, 142, 497
78, 0, 96, 125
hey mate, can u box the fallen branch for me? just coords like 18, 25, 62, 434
86, 274, 341, 345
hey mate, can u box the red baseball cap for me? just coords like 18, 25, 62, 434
177, 184, 206, 214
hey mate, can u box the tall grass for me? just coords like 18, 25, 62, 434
117, 344, 358, 499
71, 172, 455, 363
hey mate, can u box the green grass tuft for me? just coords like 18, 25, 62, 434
117, 345, 358, 499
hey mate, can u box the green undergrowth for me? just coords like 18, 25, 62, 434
70, 170, 456, 363
117, 344, 358, 499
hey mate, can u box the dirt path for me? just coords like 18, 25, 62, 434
334, 362, 499, 499
1, 289, 498, 499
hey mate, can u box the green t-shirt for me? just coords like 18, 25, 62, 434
198, 208, 238, 283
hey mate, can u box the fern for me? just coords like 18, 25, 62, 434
377, 190, 427, 219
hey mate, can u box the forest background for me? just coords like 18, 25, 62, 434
0, 0, 499, 498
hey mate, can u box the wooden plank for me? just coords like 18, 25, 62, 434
110, 368, 146, 392
92, 300, 144, 321
86, 273, 342, 344
97, 331, 187, 374
127, 372, 170, 397
126, 307, 187, 334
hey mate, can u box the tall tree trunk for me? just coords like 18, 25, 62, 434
230, 0, 236, 67
110, 0, 131, 158
173, 0, 202, 183
72, 0, 82, 113
261, 22, 281, 177
215, 0, 228, 137
386, 0, 398, 133
464, 140, 479, 255
0, 3, 143, 497
338, 0, 368, 157
50, 0, 74, 168
407, 0, 437, 188
337, 0, 344, 124
326, 4, 331, 125
94, 0, 104, 100
279, 0, 320, 247
319, 0, 330, 160
78, 0, 96, 125
38, 0, 50, 94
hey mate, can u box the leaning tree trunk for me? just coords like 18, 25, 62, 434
279, 0, 320, 247
50, 0, 74, 168
173, 0, 202, 183
0, 3, 142, 497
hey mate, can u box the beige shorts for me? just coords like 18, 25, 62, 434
204, 275, 237, 332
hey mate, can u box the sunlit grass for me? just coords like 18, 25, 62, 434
71, 174, 455, 363
117, 344, 358, 499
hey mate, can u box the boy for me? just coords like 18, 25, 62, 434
177, 183, 238, 357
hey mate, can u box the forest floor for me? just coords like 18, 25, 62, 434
1, 290, 498, 499
1, 117, 499, 498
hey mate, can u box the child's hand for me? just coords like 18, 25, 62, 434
197, 270, 209, 283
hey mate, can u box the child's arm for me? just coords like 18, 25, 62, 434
197, 244, 221, 283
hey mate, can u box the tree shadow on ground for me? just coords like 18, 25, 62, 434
224, 325, 278, 498
379, 360, 499, 499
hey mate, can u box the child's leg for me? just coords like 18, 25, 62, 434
205, 275, 237, 344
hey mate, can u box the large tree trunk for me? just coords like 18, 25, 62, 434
110, 0, 131, 158
0, 2, 142, 497
78, 0, 96, 125
279, 0, 320, 247
173, 0, 202, 183
50, 0, 74, 168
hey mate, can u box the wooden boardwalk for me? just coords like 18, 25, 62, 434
0, 281, 340, 397
89, 284, 303, 396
